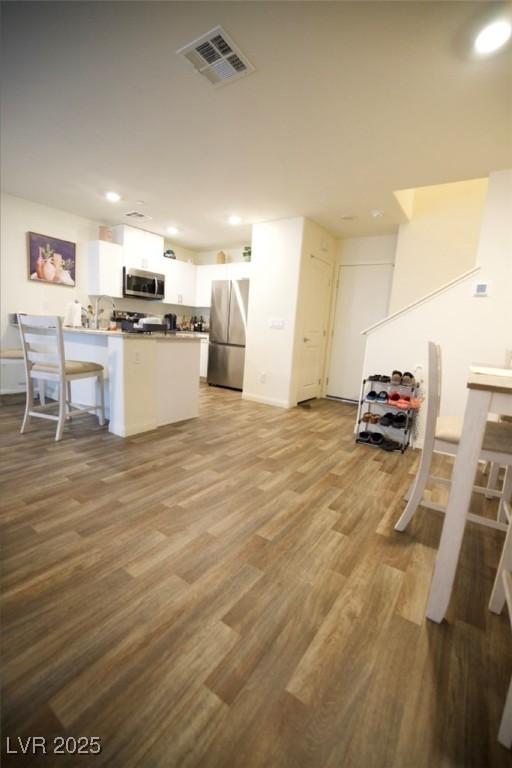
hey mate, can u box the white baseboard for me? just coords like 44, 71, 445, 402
241, 392, 293, 409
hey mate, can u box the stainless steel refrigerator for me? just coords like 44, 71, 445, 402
207, 279, 250, 390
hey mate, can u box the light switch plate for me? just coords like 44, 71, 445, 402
269, 318, 285, 330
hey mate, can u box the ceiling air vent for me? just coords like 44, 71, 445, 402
124, 210, 152, 221
177, 26, 254, 87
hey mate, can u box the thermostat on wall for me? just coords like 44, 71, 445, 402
473, 281, 490, 297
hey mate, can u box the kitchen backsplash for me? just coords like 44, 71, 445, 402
89, 295, 210, 325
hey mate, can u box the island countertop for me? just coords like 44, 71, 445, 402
63, 327, 202, 341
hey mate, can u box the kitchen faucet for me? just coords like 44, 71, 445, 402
94, 295, 116, 329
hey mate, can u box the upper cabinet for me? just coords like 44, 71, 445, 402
87, 226, 251, 307
110, 225, 164, 274
87, 240, 124, 297
164, 259, 197, 307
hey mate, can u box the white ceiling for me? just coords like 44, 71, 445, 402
1, 1, 511, 249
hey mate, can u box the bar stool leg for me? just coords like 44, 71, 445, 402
97, 372, 105, 426
55, 380, 66, 442
21, 377, 34, 434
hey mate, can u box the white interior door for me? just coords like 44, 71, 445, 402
328, 263, 393, 401
297, 255, 332, 403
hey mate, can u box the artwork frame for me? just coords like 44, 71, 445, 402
27, 231, 76, 287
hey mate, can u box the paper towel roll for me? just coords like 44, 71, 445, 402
64, 300, 82, 327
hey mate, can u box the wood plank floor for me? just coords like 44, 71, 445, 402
1, 385, 511, 767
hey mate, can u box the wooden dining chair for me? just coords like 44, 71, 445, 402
395, 341, 512, 533
18, 314, 105, 441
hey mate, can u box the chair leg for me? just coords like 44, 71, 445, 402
486, 461, 501, 499
39, 379, 46, 405
66, 381, 72, 420
498, 677, 512, 749
20, 378, 34, 434
55, 380, 66, 442
489, 518, 512, 614
97, 373, 105, 426
395, 445, 434, 532
498, 467, 512, 523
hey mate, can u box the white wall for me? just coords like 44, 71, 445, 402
337, 234, 397, 266
163, 240, 198, 264
0, 193, 98, 349
362, 169, 512, 444
243, 218, 304, 408
389, 178, 488, 313
194, 245, 249, 265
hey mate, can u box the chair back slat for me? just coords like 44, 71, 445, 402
17, 314, 66, 378
18, 315, 59, 329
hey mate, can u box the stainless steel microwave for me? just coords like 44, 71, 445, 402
123, 267, 165, 300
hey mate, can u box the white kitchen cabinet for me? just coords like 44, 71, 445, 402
195, 262, 251, 307
87, 240, 124, 297
200, 338, 209, 379
164, 259, 197, 306
111, 225, 164, 273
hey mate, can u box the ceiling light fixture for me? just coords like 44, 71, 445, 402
167, 226, 179, 236
371, 209, 384, 219
105, 191, 121, 203
474, 20, 511, 54
340, 214, 356, 221
228, 215, 242, 226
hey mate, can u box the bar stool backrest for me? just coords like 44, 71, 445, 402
17, 314, 65, 380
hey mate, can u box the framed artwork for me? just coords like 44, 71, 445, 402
28, 232, 76, 286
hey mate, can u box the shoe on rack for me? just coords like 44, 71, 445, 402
366, 390, 377, 401
370, 432, 384, 445
401, 371, 416, 387
377, 391, 388, 403
358, 431, 371, 442
381, 438, 400, 452
391, 370, 402, 384
362, 411, 372, 423
380, 412, 395, 426
392, 412, 407, 428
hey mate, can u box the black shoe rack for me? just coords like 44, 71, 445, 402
355, 377, 420, 454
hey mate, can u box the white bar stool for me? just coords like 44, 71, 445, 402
18, 314, 105, 441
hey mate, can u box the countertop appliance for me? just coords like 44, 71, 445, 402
123, 267, 165, 300
207, 279, 249, 390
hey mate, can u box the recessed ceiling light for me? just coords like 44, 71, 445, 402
105, 191, 121, 203
228, 215, 242, 226
475, 20, 511, 54
371, 209, 384, 219
167, 226, 179, 236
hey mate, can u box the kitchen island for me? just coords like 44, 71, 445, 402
63, 328, 200, 437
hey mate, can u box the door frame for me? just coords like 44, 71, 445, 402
295, 252, 336, 404
322, 260, 395, 401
